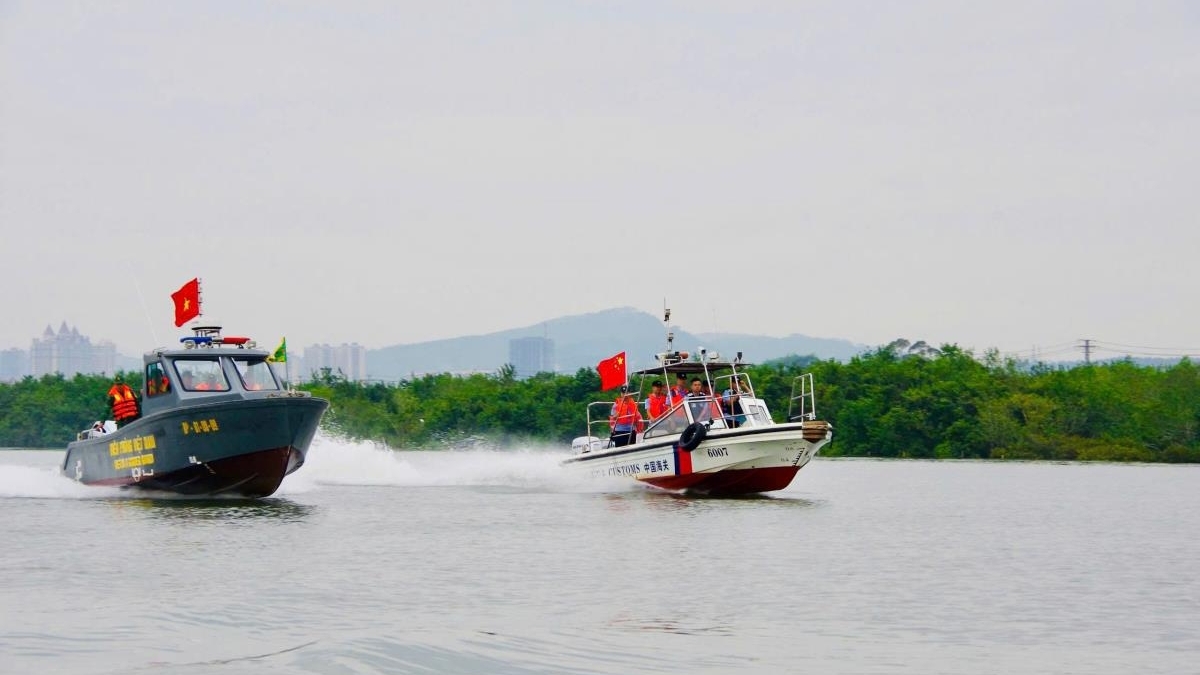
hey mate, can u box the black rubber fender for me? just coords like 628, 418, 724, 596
679, 422, 707, 451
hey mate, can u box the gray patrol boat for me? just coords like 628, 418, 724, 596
62, 326, 328, 497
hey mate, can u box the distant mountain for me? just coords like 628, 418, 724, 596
693, 331, 867, 365
366, 307, 868, 381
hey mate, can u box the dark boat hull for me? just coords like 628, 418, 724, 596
62, 396, 327, 498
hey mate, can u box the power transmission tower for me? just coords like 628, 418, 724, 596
1081, 338, 1093, 364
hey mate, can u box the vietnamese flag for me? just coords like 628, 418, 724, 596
596, 351, 626, 391
171, 278, 201, 327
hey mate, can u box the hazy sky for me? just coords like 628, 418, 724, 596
3, 1, 1198, 361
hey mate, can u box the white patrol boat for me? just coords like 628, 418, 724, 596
563, 310, 832, 495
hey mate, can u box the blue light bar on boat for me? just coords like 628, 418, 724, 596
180, 336, 213, 347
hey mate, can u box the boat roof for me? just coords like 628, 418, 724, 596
151, 345, 271, 359
145, 325, 271, 360
630, 359, 751, 377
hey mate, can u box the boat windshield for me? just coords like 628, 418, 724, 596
174, 359, 230, 392
233, 357, 280, 391
643, 403, 690, 440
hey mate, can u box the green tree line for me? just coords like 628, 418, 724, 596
3, 348, 1198, 462
0, 373, 138, 448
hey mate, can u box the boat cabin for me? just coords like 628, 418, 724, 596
76, 326, 286, 441
574, 305, 825, 454
139, 326, 284, 416
579, 349, 776, 452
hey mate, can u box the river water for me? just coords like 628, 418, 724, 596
1, 437, 1196, 675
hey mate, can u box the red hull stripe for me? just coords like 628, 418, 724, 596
674, 444, 692, 476
644, 466, 801, 495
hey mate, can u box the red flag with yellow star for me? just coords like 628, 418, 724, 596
171, 278, 201, 327
596, 351, 626, 391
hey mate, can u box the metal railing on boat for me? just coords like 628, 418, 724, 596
787, 373, 818, 422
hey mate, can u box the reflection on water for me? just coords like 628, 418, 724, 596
597, 489, 823, 517
607, 614, 736, 636
643, 489, 822, 509
107, 497, 316, 523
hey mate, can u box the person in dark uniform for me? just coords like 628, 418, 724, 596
723, 378, 746, 428
687, 377, 716, 423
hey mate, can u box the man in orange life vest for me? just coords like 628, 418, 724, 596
645, 380, 668, 420
609, 387, 644, 448
106, 375, 141, 428
667, 374, 688, 410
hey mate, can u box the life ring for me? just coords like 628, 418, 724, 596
679, 422, 707, 451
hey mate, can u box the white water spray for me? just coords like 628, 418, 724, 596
0, 433, 639, 499
278, 433, 636, 495
0, 460, 124, 499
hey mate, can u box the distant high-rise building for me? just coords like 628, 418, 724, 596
0, 348, 28, 382
508, 337, 555, 379
302, 343, 368, 382
92, 340, 119, 375
30, 322, 120, 377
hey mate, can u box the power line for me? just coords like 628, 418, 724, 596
998, 338, 1200, 363
1002, 344, 1080, 360
1088, 346, 1200, 359
1090, 339, 1200, 353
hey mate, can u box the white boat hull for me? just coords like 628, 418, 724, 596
564, 421, 832, 495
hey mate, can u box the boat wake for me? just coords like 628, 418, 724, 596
0, 462, 124, 499
278, 434, 636, 495
0, 433, 640, 499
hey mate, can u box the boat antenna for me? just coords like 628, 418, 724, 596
131, 275, 160, 347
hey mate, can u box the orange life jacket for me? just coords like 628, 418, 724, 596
107, 383, 139, 421
647, 392, 668, 419
609, 397, 644, 432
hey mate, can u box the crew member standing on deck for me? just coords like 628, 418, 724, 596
686, 377, 715, 423
106, 375, 140, 428
723, 377, 747, 428
609, 387, 644, 448
668, 374, 688, 410
645, 380, 668, 420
